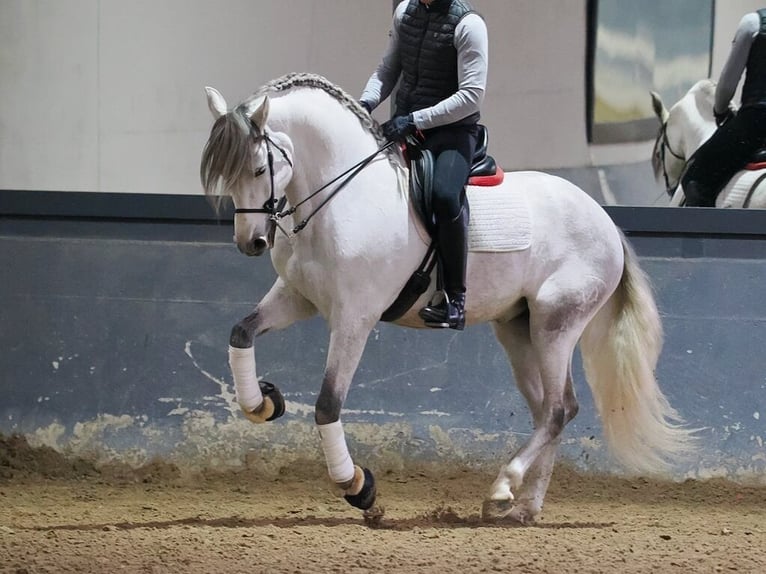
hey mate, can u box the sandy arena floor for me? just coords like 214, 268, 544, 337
0, 435, 764, 574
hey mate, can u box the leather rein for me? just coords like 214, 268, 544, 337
234, 122, 394, 238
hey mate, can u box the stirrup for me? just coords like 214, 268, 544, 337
418, 291, 465, 330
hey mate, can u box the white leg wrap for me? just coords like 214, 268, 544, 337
317, 420, 355, 484
229, 345, 263, 412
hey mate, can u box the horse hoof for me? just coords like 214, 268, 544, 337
344, 467, 376, 511
481, 499, 536, 526
259, 380, 285, 421
241, 381, 285, 424
481, 498, 514, 522
363, 504, 385, 528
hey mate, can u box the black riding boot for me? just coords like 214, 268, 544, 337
684, 180, 716, 207
418, 206, 468, 330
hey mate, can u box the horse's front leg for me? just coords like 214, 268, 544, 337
229, 278, 316, 423
314, 319, 378, 512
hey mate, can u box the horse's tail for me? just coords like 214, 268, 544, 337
580, 230, 696, 474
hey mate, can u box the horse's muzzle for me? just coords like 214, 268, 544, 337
238, 236, 269, 257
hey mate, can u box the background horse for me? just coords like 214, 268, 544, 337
201, 73, 694, 525
651, 79, 766, 208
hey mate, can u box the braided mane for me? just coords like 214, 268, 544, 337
250, 72, 390, 149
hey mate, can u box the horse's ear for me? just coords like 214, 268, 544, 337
242, 95, 269, 128
205, 87, 227, 119
650, 91, 669, 123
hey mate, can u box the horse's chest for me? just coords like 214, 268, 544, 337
275, 251, 334, 310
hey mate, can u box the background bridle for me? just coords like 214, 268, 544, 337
655, 121, 686, 196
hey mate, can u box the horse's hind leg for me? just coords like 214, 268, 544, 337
484, 309, 581, 523
229, 278, 316, 422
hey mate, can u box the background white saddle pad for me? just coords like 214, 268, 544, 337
466, 186, 531, 252
719, 169, 766, 208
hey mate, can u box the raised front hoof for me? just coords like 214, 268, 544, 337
258, 380, 285, 421
344, 467, 377, 511
241, 381, 285, 424
481, 499, 536, 526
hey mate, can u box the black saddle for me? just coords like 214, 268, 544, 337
747, 148, 766, 166
470, 124, 498, 178
409, 124, 499, 235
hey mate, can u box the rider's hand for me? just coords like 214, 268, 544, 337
359, 100, 373, 114
381, 114, 417, 142
714, 107, 735, 127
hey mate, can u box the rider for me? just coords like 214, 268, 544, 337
359, 0, 488, 330
682, 9, 766, 207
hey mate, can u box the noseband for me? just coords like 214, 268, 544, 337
656, 122, 686, 195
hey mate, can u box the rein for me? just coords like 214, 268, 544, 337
284, 140, 395, 234
234, 123, 394, 237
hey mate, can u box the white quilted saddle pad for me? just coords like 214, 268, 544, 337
466, 185, 531, 252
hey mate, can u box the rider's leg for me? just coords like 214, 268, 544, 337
682, 108, 765, 206
417, 126, 477, 330
419, 197, 469, 329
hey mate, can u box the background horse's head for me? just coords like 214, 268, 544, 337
200, 87, 294, 256
650, 80, 718, 197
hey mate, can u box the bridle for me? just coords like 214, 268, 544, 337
234, 120, 394, 239
232, 127, 292, 223
655, 121, 686, 196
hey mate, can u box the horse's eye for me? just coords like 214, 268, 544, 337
254, 166, 267, 178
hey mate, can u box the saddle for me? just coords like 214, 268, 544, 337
745, 148, 766, 170
410, 124, 504, 236
380, 125, 504, 323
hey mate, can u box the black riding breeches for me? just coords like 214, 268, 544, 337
682, 105, 766, 202
421, 124, 479, 221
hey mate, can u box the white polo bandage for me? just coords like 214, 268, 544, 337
229, 345, 263, 412
317, 420, 355, 484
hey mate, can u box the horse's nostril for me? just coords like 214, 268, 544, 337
236, 236, 269, 256
240, 237, 268, 257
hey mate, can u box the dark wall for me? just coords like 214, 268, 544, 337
1, 196, 765, 481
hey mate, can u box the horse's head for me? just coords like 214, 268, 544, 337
650, 81, 721, 199
650, 91, 687, 197
201, 87, 294, 256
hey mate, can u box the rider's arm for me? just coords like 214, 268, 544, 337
359, 1, 407, 112
714, 12, 760, 115
412, 14, 489, 130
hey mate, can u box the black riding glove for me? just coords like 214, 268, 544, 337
381, 114, 416, 142
714, 107, 735, 128
360, 100, 373, 114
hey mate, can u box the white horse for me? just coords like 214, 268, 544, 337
201, 73, 694, 525
651, 79, 766, 208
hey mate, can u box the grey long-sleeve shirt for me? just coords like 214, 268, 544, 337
360, 0, 488, 130
715, 12, 760, 114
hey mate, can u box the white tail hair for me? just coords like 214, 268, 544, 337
580, 232, 696, 474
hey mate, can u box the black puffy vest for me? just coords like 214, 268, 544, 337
741, 8, 766, 107
394, 0, 480, 126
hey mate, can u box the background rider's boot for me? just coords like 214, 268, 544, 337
683, 180, 716, 207
419, 205, 468, 330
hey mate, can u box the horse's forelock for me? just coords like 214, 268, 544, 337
200, 112, 254, 204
